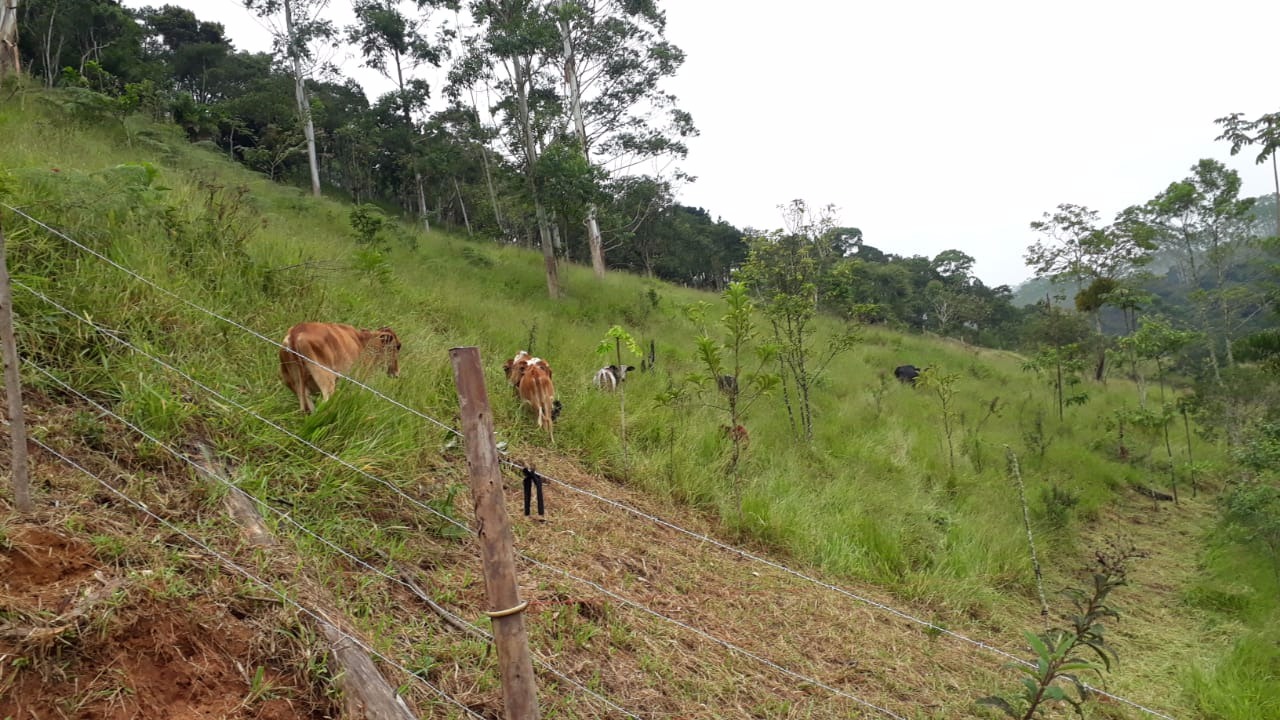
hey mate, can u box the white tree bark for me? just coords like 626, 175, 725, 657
557, 9, 606, 278
283, 0, 322, 197
0, 0, 20, 78
514, 54, 560, 298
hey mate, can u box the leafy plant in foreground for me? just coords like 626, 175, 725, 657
979, 537, 1145, 719
688, 282, 777, 524
596, 324, 643, 477
917, 367, 961, 477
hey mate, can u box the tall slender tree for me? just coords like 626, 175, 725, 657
549, 0, 693, 279
457, 0, 563, 298
348, 0, 452, 231
244, 0, 336, 197
0, 0, 19, 77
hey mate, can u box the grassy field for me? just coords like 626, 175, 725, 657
1, 88, 1275, 718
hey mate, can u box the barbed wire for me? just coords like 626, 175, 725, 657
24, 434, 488, 720
7, 205, 1177, 719
2, 203, 459, 438
515, 551, 907, 720
16, 282, 908, 719
13, 297, 641, 720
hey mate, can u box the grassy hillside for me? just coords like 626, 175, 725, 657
1, 89, 1272, 719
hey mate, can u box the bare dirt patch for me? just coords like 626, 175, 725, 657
0, 525, 324, 720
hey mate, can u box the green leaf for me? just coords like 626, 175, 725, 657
1024, 631, 1050, 659
1020, 677, 1041, 697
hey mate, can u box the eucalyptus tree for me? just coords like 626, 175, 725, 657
243, 0, 337, 197
347, 0, 454, 230
549, 0, 694, 279
455, 0, 564, 297
1216, 111, 1280, 239
0, 0, 19, 77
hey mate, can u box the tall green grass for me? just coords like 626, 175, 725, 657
1, 91, 1220, 594
4, 89, 1269, 714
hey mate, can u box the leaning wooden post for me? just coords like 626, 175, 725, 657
0, 213, 31, 513
449, 346, 540, 720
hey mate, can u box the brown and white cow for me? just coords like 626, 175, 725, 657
504, 353, 558, 442
503, 350, 532, 389
279, 322, 401, 413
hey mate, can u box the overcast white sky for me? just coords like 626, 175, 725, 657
122, 0, 1278, 288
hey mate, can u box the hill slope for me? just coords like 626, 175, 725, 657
0, 89, 1264, 718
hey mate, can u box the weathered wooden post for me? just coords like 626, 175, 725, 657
0, 212, 31, 512
449, 346, 540, 720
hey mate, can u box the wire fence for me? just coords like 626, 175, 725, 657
14, 285, 901, 718
3, 203, 1179, 719
25, 360, 641, 718
26, 434, 488, 720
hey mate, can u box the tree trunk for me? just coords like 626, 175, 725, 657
557, 12, 606, 278
41, 5, 58, 87
1272, 152, 1280, 239
551, 217, 566, 261
414, 170, 429, 232
585, 209, 604, 276
480, 144, 505, 235
514, 56, 559, 298
391, 46, 429, 232
1055, 358, 1064, 421
0, 0, 20, 78
283, 0, 321, 197
453, 176, 471, 235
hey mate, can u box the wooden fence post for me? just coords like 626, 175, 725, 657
449, 346, 540, 720
0, 213, 32, 513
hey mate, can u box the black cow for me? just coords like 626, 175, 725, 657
894, 365, 921, 385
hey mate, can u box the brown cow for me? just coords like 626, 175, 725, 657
279, 322, 401, 413
505, 354, 557, 442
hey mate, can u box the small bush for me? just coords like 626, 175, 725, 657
349, 203, 387, 247
1040, 484, 1080, 529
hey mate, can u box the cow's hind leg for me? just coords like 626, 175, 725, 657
281, 350, 314, 413
540, 402, 555, 444
314, 370, 339, 406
